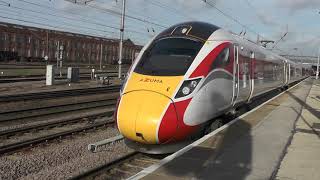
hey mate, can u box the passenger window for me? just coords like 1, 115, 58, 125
211, 47, 230, 70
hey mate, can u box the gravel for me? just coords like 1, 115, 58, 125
0, 106, 113, 132
0, 117, 106, 147
0, 93, 118, 114
0, 79, 121, 96
0, 127, 133, 180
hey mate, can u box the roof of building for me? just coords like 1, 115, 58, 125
0, 21, 141, 47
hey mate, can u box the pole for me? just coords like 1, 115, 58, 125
60, 60, 62, 77
46, 30, 49, 64
118, 0, 126, 79
59, 45, 63, 77
316, 48, 319, 80
317, 11, 320, 79
100, 42, 103, 70
56, 41, 59, 68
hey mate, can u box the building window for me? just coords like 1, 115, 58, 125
12, 34, 16, 42
1, 33, 5, 41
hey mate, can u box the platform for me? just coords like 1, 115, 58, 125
132, 77, 320, 180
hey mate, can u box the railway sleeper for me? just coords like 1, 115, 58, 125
119, 164, 143, 173
138, 157, 160, 163
122, 163, 144, 171
111, 167, 134, 176
133, 158, 157, 165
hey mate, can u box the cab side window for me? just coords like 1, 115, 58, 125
211, 47, 230, 70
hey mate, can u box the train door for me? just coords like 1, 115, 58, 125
237, 49, 251, 102
288, 64, 291, 83
284, 61, 288, 85
232, 45, 240, 105
248, 52, 255, 102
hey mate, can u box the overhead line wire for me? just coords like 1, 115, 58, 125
2, 0, 148, 36
0, 4, 117, 35
64, 0, 168, 29
202, 0, 265, 39
16, 0, 120, 30
0, 15, 116, 38
146, 0, 195, 20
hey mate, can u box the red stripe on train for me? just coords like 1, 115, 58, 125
158, 98, 199, 143
190, 42, 231, 78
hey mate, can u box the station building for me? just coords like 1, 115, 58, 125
0, 22, 142, 65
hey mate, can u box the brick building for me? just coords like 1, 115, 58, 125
0, 22, 142, 65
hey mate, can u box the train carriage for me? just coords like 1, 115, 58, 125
115, 21, 309, 154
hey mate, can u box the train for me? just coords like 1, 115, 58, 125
115, 21, 311, 154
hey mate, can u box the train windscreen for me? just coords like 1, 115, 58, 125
134, 38, 203, 76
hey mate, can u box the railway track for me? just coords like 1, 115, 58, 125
0, 85, 121, 102
0, 98, 117, 123
0, 119, 115, 154
0, 96, 118, 154
0, 72, 119, 79
0, 76, 88, 83
0, 74, 119, 83
0, 109, 114, 138
0, 80, 120, 154
71, 149, 165, 180
0, 71, 125, 83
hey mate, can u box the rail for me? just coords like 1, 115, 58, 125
0, 85, 121, 102
69, 152, 165, 180
0, 110, 114, 137
0, 120, 115, 154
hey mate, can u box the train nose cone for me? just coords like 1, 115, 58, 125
117, 91, 177, 144
158, 103, 179, 144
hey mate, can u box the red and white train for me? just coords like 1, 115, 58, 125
115, 21, 310, 154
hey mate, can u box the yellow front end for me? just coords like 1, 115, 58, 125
117, 72, 183, 144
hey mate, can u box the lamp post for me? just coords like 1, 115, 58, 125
316, 47, 319, 79
316, 11, 320, 79
118, 0, 126, 79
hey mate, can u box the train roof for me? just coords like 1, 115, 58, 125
155, 21, 220, 42
156, 21, 304, 68
210, 28, 300, 66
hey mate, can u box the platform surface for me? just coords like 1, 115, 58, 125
275, 79, 320, 180
135, 78, 319, 180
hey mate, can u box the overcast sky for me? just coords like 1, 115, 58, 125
0, 0, 319, 56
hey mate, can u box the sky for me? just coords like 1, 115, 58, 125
0, 0, 319, 56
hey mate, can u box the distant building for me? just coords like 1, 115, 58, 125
0, 21, 142, 65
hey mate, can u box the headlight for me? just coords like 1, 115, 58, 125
190, 80, 198, 88
182, 87, 191, 95
175, 78, 202, 98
